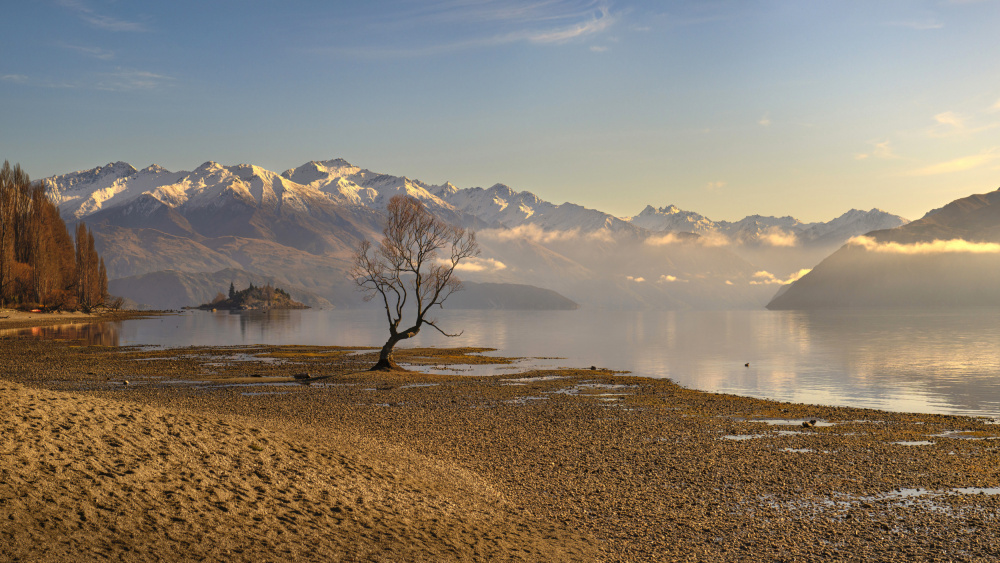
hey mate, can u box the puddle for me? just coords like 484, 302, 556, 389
892, 441, 935, 446
749, 418, 836, 427
552, 383, 638, 396
932, 431, 1000, 441
722, 434, 769, 441
399, 383, 440, 389
781, 448, 815, 453
241, 391, 289, 397
501, 375, 568, 385
953, 487, 1000, 495
764, 485, 1000, 518
411, 356, 566, 377
220, 381, 299, 388
195, 353, 288, 365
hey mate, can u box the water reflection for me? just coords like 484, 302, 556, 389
13, 308, 1000, 418
2, 322, 121, 346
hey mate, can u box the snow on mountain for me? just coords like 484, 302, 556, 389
799, 208, 908, 245
281, 159, 452, 211
47, 160, 327, 219
45, 161, 140, 218
626, 204, 907, 247
40, 157, 919, 310
627, 205, 718, 234
44, 158, 907, 250
441, 183, 640, 234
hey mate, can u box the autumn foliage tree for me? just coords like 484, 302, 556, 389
0, 160, 108, 310
75, 222, 107, 310
351, 195, 479, 370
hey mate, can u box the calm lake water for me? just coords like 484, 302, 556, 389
14, 308, 1000, 419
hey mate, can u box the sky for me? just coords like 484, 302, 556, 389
2, 0, 999, 223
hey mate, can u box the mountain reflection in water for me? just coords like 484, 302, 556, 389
11, 308, 1000, 418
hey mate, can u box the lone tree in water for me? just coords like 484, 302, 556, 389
351, 195, 479, 371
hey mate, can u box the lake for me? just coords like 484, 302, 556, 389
14, 308, 1000, 419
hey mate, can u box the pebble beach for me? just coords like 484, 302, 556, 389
3, 311, 1000, 561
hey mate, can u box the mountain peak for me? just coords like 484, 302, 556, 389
195, 161, 222, 172
317, 158, 353, 168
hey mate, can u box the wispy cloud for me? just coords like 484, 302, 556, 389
63, 44, 115, 60
934, 111, 964, 128
855, 140, 898, 160
91, 69, 172, 91
447, 256, 508, 273
0, 69, 168, 91
644, 231, 732, 248
644, 232, 684, 246
849, 236, 1000, 254
908, 148, 1000, 176
625, 275, 645, 283
928, 109, 999, 137
750, 269, 811, 285
704, 180, 726, 191
886, 19, 944, 30
315, 1, 617, 58
590, 45, 609, 52
481, 223, 614, 244
759, 228, 798, 248
57, 0, 148, 32
758, 112, 771, 127
523, 5, 615, 43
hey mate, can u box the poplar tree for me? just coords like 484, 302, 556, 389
0, 160, 112, 310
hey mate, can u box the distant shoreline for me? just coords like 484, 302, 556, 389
0, 308, 164, 331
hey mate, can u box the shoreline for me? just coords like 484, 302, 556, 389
3, 317, 1000, 560
0, 307, 163, 331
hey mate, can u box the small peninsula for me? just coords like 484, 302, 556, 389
197, 282, 308, 311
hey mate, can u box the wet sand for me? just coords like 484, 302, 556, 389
3, 312, 1000, 561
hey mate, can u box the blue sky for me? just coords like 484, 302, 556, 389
2, 0, 999, 222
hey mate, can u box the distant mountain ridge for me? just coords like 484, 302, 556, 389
44, 158, 910, 310
627, 204, 907, 247
768, 187, 1000, 309
46, 158, 907, 244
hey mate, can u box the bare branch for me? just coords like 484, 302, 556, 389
349, 195, 480, 370
424, 319, 463, 338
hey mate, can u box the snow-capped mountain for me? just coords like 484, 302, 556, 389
281, 159, 452, 211
627, 205, 908, 247
441, 183, 641, 234
768, 187, 1000, 310
48, 160, 327, 219
47, 158, 905, 246
41, 158, 912, 310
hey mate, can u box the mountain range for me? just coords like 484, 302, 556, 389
768, 187, 1000, 309
44, 159, 909, 310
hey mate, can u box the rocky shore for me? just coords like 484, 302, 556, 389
3, 312, 1000, 561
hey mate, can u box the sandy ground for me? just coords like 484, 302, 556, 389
0, 381, 591, 562
3, 312, 1000, 561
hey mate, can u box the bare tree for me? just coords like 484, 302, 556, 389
351, 195, 479, 370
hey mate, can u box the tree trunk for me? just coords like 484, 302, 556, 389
370, 328, 419, 371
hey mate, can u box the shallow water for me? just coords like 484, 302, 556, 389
15, 307, 1000, 418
